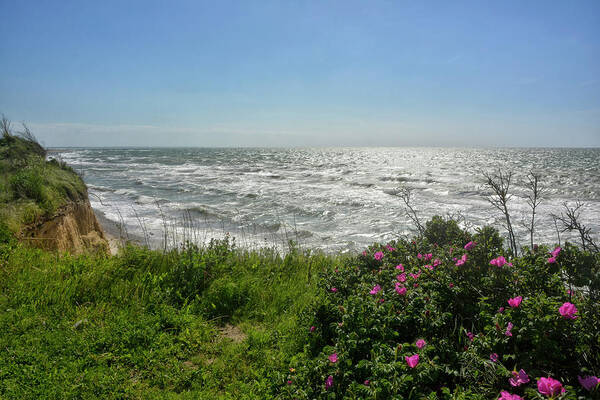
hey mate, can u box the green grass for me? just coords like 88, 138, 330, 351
0, 134, 87, 234
0, 238, 346, 399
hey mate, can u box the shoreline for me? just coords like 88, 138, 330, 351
93, 208, 146, 255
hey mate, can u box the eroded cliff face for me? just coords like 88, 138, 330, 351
20, 199, 110, 255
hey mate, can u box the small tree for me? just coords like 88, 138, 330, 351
482, 169, 518, 256
524, 170, 544, 249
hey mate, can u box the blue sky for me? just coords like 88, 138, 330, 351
1, 1, 599, 147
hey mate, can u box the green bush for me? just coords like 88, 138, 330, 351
287, 225, 600, 399
10, 168, 45, 203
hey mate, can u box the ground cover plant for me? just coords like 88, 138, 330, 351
284, 219, 600, 399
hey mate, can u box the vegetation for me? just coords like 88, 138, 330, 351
1, 217, 599, 399
0, 116, 87, 235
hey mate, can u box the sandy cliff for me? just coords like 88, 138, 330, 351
20, 199, 110, 255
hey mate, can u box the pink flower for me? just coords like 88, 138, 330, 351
395, 284, 407, 296
455, 254, 467, 266
509, 369, 530, 387
559, 302, 578, 319
325, 375, 334, 390
433, 258, 441, 267
498, 307, 505, 314
330, 287, 338, 293
369, 285, 382, 295
416, 339, 426, 349
328, 353, 338, 363
362, 251, 367, 256
424, 253, 433, 261
287, 380, 292, 385
417, 253, 423, 259
386, 245, 395, 252
550, 246, 561, 258
547, 256, 556, 264
498, 391, 523, 400
490, 256, 507, 267
424, 264, 434, 271
537, 377, 565, 396
578, 375, 599, 391
374, 251, 384, 261
310, 325, 315, 332
490, 353, 499, 362
363, 379, 370, 385
396, 264, 404, 271
409, 271, 421, 280
405, 354, 419, 368
449, 283, 454, 288
505, 322, 513, 337
464, 241, 476, 251
466, 331, 475, 341
397, 273, 407, 282
508, 296, 523, 308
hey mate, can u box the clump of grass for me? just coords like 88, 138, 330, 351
0, 116, 87, 234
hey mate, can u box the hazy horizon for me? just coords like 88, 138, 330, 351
2, 1, 599, 147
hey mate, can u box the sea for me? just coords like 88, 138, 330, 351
52, 147, 600, 253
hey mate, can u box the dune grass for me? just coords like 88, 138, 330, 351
0, 236, 346, 399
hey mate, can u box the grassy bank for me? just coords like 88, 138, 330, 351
0, 119, 87, 235
0, 236, 345, 399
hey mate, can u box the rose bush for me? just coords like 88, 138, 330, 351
284, 220, 600, 399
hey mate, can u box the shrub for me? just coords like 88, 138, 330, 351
287, 225, 600, 399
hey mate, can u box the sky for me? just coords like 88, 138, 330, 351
1, 1, 599, 147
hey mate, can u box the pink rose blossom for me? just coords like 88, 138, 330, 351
369, 285, 382, 295
559, 302, 578, 319
395, 285, 407, 296
397, 273, 407, 282
330, 287, 338, 293
498, 307, 505, 314
550, 246, 561, 258
374, 251, 384, 261
424, 253, 433, 261
396, 264, 404, 271
386, 245, 395, 252
509, 369, 530, 387
405, 354, 419, 368
325, 375, 334, 390
547, 256, 556, 264
498, 391, 523, 400
416, 339, 426, 349
464, 241, 476, 250
449, 283, 454, 288
490, 256, 507, 267
409, 271, 421, 280
537, 377, 565, 397
424, 264, 434, 271
505, 322, 513, 337
433, 258, 441, 267
310, 325, 315, 332
328, 353, 338, 363
578, 375, 599, 391
363, 380, 370, 385
417, 253, 423, 259
455, 254, 468, 266
466, 331, 475, 341
508, 296, 523, 308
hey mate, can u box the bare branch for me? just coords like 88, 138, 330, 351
395, 187, 425, 236
482, 169, 518, 255
554, 202, 599, 252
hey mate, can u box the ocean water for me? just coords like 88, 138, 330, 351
54, 147, 600, 252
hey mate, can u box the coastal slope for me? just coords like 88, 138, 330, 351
0, 120, 108, 254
